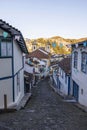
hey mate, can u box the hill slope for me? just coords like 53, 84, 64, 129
25, 36, 87, 54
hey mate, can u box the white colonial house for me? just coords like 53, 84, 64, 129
58, 57, 71, 95
52, 57, 71, 97
0, 19, 28, 109
71, 41, 87, 107
28, 48, 51, 78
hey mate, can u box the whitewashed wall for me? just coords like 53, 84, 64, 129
0, 58, 12, 77
0, 79, 13, 108
0, 28, 13, 108
13, 40, 24, 104
13, 40, 23, 73
24, 63, 33, 74
14, 69, 24, 105
59, 68, 68, 95
72, 47, 87, 107
0, 28, 24, 108
0, 59, 12, 108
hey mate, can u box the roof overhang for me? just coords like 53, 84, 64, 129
0, 19, 28, 54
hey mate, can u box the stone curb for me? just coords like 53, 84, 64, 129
14, 93, 32, 110
48, 81, 65, 99
74, 103, 87, 113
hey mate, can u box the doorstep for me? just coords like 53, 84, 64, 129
14, 93, 32, 110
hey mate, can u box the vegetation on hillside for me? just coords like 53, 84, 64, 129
25, 36, 87, 54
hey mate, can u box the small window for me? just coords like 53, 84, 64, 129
7, 42, 12, 56
1, 42, 7, 56
73, 51, 78, 69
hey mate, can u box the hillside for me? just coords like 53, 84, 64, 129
25, 36, 87, 54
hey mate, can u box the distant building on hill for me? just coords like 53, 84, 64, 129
32, 40, 51, 53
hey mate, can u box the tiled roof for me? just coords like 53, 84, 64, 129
39, 48, 51, 55
0, 19, 28, 53
28, 49, 50, 59
58, 57, 71, 74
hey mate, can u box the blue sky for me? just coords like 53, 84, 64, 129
0, 0, 87, 39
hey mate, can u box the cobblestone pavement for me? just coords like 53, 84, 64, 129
0, 78, 87, 130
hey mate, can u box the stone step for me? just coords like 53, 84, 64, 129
16, 93, 32, 110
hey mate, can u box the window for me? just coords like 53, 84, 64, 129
81, 52, 87, 73
0, 41, 12, 57
1, 42, 7, 56
7, 42, 12, 56
73, 51, 78, 69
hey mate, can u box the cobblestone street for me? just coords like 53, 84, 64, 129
0, 78, 87, 130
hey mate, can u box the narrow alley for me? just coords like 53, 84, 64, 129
0, 78, 87, 130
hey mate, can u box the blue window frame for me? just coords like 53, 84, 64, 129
81, 52, 87, 73
73, 51, 78, 69
0, 39, 12, 57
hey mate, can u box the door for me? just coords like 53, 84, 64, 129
73, 81, 79, 101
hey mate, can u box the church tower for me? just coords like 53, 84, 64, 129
45, 41, 51, 52
32, 40, 37, 51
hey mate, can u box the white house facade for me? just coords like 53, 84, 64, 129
58, 57, 71, 96
71, 41, 87, 107
0, 20, 28, 109
52, 57, 71, 97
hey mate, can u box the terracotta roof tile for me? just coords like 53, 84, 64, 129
58, 57, 71, 74
28, 49, 50, 59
